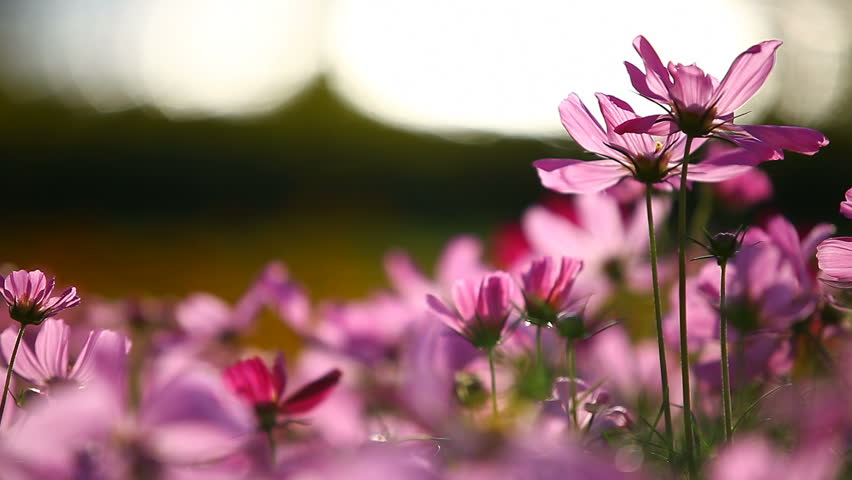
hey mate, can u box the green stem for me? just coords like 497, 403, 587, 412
645, 185, 674, 454
488, 348, 498, 418
720, 261, 733, 442
567, 340, 579, 428
0, 324, 25, 425
677, 135, 696, 474
536, 325, 543, 368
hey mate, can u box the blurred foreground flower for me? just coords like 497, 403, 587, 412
223, 353, 341, 433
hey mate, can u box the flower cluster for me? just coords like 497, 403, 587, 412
0, 34, 845, 480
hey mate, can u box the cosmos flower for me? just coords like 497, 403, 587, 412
535, 93, 758, 194
427, 271, 518, 350
616, 36, 828, 158
0, 270, 80, 325
223, 353, 341, 432
0, 318, 127, 392
519, 256, 583, 325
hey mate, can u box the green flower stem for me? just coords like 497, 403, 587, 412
536, 325, 543, 367
488, 348, 498, 418
0, 324, 25, 425
719, 261, 733, 441
567, 339, 579, 428
645, 185, 674, 454
678, 136, 696, 474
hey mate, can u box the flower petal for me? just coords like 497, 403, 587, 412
0, 327, 49, 385
534, 158, 626, 194
280, 369, 342, 415
34, 318, 70, 380
557, 94, 609, 154
714, 40, 783, 114
740, 124, 829, 156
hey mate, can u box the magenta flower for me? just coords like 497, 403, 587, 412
712, 166, 773, 209
617, 36, 828, 158
519, 256, 583, 325
841, 187, 852, 219
816, 187, 852, 288
223, 353, 341, 432
0, 270, 80, 325
817, 239, 852, 288
427, 271, 518, 350
534, 93, 758, 194
0, 318, 127, 391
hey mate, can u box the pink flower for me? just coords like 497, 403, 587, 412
223, 353, 341, 431
522, 194, 671, 311
709, 435, 839, 480
0, 270, 80, 325
427, 271, 518, 350
712, 167, 773, 209
817, 238, 852, 288
841, 187, 852, 219
519, 256, 583, 324
816, 187, 852, 288
534, 93, 757, 194
0, 318, 127, 391
617, 36, 828, 158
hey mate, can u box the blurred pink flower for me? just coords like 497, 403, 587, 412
177, 262, 309, 342
709, 435, 839, 480
2, 353, 256, 478
712, 167, 773, 209
427, 271, 518, 350
617, 36, 828, 159
817, 238, 852, 288
520, 256, 583, 323
522, 194, 671, 308
0, 270, 80, 325
534, 93, 756, 194
0, 318, 127, 391
223, 353, 341, 430
817, 187, 852, 291
841, 187, 852, 219
385, 235, 490, 308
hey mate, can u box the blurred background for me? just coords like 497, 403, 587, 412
0, 0, 850, 305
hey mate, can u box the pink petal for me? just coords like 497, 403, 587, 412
280, 368, 342, 415
557, 93, 609, 154
0, 327, 49, 384
631, 36, 672, 96
33, 318, 70, 380
842, 188, 852, 219
686, 149, 760, 183
271, 353, 287, 399
426, 294, 465, 334
613, 114, 675, 135
436, 235, 486, 289
625, 61, 667, 102
741, 124, 829, 155
594, 93, 656, 154
384, 250, 432, 305
534, 158, 626, 194
451, 279, 478, 321
68, 329, 128, 387
475, 272, 512, 328
714, 40, 783, 114
222, 357, 276, 405
817, 238, 852, 282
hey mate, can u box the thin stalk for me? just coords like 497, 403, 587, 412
0, 324, 25, 425
677, 135, 696, 473
488, 348, 498, 418
645, 185, 674, 454
567, 340, 579, 428
536, 325, 543, 367
719, 261, 733, 441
